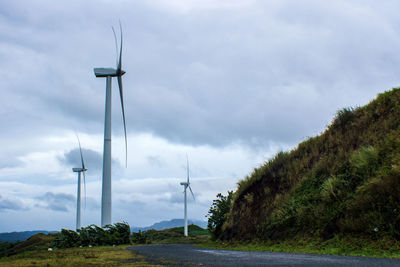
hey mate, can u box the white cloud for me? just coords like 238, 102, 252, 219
0, 131, 276, 231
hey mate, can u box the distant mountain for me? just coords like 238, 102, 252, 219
0, 231, 56, 242
131, 219, 207, 232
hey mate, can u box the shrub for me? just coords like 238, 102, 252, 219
131, 230, 147, 244
340, 170, 400, 237
350, 146, 378, 178
320, 175, 346, 201
53, 229, 80, 248
329, 107, 355, 130
52, 222, 131, 248
206, 191, 233, 239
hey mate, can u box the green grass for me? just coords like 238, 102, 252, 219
0, 245, 159, 266
0, 232, 161, 266
198, 235, 400, 258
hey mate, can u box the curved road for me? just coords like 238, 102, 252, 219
128, 244, 400, 266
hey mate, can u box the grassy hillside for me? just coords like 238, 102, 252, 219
222, 88, 400, 241
0, 230, 55, 242
0, 233, 55, 257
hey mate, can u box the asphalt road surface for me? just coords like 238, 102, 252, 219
128, 244, 400, 267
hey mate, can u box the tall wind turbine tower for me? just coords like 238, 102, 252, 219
94, 23, 127, 227
180, 155, 195, 237
72, 136, 87, 230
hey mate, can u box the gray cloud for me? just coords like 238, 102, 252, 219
0, 195, 25, 211
123, 0, 400, 148
2, 1, 399, 151
60, 148, 121, 172
35, 192, 74, 212
0, 156, 24, 169
62, 148, 102, 170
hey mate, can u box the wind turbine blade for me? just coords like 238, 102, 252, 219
186, 154, 189, 183
117, 21, 123, 71
188, 186, 195, 200
76, 135, 85, 170
118, 75, 128, 167
112, 26, 119, 68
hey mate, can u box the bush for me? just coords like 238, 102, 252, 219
350, 146, 378, 180
131, 230, 147, 244
53, 229, 80, 248
52, 222, 131, 248
340, 170, 400, 237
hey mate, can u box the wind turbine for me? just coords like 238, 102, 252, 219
94, 23, 127, 227
180, 155, 195, 237
72, 136, 87, 230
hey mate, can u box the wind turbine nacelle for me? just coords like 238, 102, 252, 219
94, 68, 123, 77
73, 167, 85, 172
94, 68, 117, 77
180, 182, 188, 186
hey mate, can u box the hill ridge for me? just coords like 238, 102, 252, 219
221, 88, 400, 241
0, 231, 56, 242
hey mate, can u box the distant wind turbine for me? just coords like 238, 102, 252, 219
72, 136, 87, 230
94, 22, 127, 227
180, 155, 195, 237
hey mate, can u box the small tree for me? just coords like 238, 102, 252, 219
206, 191, 233, 239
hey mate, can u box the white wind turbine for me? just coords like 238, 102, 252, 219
94, 23, 127, 227
180, 155, 195, 237
72, 136, 87, 230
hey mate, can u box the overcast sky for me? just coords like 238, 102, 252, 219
0, 0, 400, 232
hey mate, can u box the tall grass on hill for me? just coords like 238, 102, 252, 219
221, 88, 400, 241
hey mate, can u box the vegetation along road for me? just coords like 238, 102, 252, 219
129, 244, 400, 267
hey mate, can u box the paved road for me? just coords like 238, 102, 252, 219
128, 244, 400, 267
